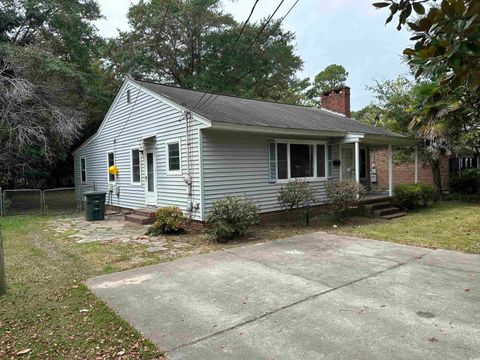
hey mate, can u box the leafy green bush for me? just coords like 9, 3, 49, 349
394, 183, 435, 210
449, 169, 480, 195
147, 206, 185, 235
278, 179, 316, 210
207, 196, 259, 243
325, 180, 366, 220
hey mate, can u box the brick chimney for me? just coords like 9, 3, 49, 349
320, 86, 351, 117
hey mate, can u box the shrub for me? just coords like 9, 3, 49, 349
394, 183, 435, 210
207, 196, 259, 243
147, 206, 186, 235
325, 180, 366, 220
278, 180, 316, 210
449, 169, 480, 195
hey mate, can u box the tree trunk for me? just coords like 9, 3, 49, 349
0, 223, 6, 296
429, 158, 442, 201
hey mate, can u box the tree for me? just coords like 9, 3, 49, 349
356, 76, 416, 134
312, 64, 348, 94
408, 82, 459, 199
0, 0, 117, 187
106, 0, 304, 103
0, 45, 84, 188
373, 0, 480, 90
447, 88, 480, 157
351, 104, 383, 126
0, 0, 116, 129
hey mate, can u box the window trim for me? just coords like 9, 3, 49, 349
165, 138, 182, 176
80, 157, 87, 183
130, 146, 142, 185
273, 139, 328, 183
107, 151, 115, 183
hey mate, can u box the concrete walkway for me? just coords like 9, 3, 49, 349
87, 232, 480, 360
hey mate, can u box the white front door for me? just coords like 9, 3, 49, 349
341, 147, 355, 181
144, 144, 157, 205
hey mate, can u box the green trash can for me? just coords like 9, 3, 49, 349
84, 191, 106, 221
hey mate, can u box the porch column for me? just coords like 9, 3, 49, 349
388, 144, 393, 196
414, 145, 419, 184
354, 141, 360, 183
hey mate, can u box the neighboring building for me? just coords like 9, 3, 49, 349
73, 79, 416, 223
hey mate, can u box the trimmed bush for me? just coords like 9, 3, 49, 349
147, 206, 186, 235
278, 179, 316, 210
449, 169, 480, 195
394, 183, 435, 210
325, 180, 366, 220
207, 196, 259, 243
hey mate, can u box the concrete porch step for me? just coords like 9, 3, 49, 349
381, 212, 407, 220
125, 213, 155, 225
374, 207, 402, 217
364, 201, 393, 212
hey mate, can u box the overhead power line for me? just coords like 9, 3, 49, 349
189, 0, 263, 112
192, 0, 286, 111
195, 0, 300, 111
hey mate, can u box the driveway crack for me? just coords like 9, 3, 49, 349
224, 249, 334, 288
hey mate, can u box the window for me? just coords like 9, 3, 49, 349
360, 149, 367, 178
167, 141, 181, 174
277, 143, 288, 179
317, 145, 325, 178
327, 145, 333, 177
80, 157, 87, 183
127, 89, 131, 103
269, 142, 328, 181
108, 152, 115, 182
131, 148, 141, 183
290, 144, 314, 178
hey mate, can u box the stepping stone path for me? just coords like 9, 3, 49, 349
48, 213, 194, 257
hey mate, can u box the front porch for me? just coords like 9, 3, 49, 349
336, 134, 420, 197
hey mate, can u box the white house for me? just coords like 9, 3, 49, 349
73, 78, 416, 223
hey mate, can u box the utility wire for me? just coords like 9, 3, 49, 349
190, 0, 268, 111
196, 0, 300, 112
189, 0, 261, 112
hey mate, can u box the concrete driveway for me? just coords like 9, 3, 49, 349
87, 232, 480, 360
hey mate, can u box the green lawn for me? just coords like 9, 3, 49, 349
331, 201, 480, 254
0, 215, 164, 359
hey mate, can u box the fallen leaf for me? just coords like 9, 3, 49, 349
17, 348, 32, 355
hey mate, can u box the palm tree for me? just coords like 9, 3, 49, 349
409, 84, 460, 199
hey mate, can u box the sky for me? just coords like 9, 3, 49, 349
94, 0, 412, 111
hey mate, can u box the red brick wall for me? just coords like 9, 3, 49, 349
370, 148, 449, 191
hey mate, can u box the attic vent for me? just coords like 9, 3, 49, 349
127, 89, 131, 103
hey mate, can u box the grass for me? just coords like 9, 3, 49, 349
330, 201, 480, 254
0, 201, 477, 358
0, 215, 164, 359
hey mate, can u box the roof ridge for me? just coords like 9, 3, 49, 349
133, 78, 329, 111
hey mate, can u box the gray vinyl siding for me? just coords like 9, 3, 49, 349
74, 82, 206, 220
202, 130, 340, 216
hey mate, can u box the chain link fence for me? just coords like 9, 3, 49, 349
0, 187, 81, 216
43, 188, 77, 213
